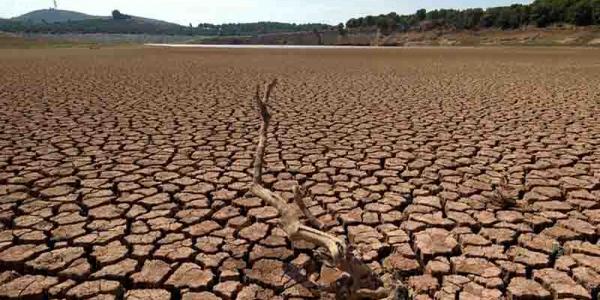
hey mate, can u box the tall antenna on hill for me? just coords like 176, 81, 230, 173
53, 0, 58, 9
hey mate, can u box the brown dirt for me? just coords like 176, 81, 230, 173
0, 47, 599, 299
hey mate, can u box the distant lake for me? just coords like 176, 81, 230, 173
145, 44, 383, 49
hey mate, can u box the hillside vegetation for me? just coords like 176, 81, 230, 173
199, 26, 600, 47
1, 0, 599, 45
12, 9, 100, 24
345, 0, 600, 34
0, 9, 331, 36
1, 9, 190, 35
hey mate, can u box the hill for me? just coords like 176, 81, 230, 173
11, 9, 181, 26
0, 9, 331, 36
1, 9, 189, 35
5, 18, 188, 35
13, 9, 101, 24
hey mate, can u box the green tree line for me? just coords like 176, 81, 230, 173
194, 22, 330, 36
346, 0, 600, 33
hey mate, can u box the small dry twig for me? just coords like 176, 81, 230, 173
489, 173, 520, 209
293, 185, 324, 230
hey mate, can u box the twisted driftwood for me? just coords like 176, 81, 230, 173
247, 79, 404, 299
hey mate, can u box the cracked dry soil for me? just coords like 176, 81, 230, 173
0, 47, 599, 300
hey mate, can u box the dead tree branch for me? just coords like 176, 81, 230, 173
252, 79, 277, 185
292, 185, 324, 230
247, 80, 401, 300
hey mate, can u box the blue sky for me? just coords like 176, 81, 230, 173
2, 0, 532, 25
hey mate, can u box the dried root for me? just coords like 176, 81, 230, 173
489, 173, 518, 209
247, 80, 404, 299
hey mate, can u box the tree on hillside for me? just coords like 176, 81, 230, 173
568, 0, 594, 25
594, 0, 600, 24
416, 9, 427, 21
365, 15, 376, 26
112, 10, 131, 20
531, 2, 557, 27
463, 8, 484, 29
337, 23, 347, 36
496, 7, 520, 28
346, 18, 359, 28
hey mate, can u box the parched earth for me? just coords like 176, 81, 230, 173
0, 47, 599, 300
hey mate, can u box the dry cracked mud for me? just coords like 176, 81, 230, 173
0, 47, 599, 299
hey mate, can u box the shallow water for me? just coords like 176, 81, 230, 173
145, 43, 384, 49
